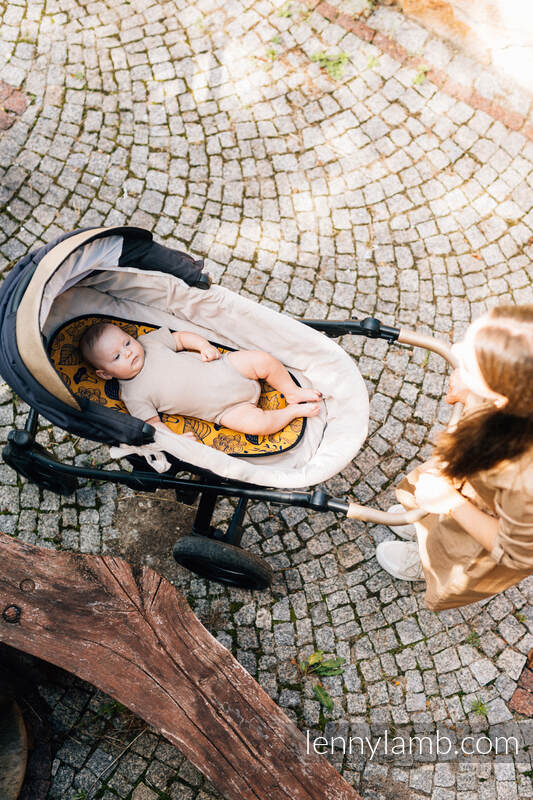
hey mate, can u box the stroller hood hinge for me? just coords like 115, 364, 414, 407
309, 488, 329, 510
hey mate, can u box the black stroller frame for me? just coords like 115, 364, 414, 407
5, 316, 432, 590
0, 227, 458, 590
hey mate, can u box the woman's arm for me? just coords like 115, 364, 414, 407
414, 472, 498, 553
413, 372, 498, 553
449, 499, 498, 552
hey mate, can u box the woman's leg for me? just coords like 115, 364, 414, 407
226, 350, 321, 404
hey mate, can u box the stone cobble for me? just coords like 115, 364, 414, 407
1, 0, 533, 799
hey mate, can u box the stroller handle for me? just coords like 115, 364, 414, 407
397, 328, 458, 368
346, 504, 428, 523
346, 326, 462, 525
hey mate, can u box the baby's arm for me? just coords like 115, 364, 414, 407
172, 331, 220, 362
145, 415, 197, 440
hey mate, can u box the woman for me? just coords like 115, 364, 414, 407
376, 305, 533, 610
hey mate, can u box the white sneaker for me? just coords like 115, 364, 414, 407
387, 504, 416, 541
376, 541, 425, 582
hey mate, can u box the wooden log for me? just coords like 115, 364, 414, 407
0, 533, 360, 800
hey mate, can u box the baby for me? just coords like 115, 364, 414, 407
79, 323, 321, 435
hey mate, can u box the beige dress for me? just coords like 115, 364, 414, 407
396, 445, 533, 611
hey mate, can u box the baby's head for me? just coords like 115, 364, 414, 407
79, 322, 145, 380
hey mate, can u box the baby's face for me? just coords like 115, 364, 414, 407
92, 326, 145, 380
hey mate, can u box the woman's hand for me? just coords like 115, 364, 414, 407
414, 472, 465, 515
200, 343, 221, 362
445, 369, 470, 405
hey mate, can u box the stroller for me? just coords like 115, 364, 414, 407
0, 226, 458, 589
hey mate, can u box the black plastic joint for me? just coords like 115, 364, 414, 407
8, 430, 32, 449
140, 423, 156, 444
194, 272, 211, 290
360, 317, 382, 338
360, 317, 400, 342
309, 488, 329, 510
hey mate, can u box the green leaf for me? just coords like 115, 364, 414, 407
310, 51, 349, 80
314, 657, 346, 676
313, 684, 334, 712
413, 63, 429, 85
277, 1, 293, 17
319, 657, 345, 669
315, 666, 345, 677
308, 650, 324, 666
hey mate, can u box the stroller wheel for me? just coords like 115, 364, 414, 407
173, 535, 273, 590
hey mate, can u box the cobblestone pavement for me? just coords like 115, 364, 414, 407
1, 0, 533, 798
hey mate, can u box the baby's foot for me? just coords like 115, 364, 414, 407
285, 387, 322, 404
289, 402, 321, 418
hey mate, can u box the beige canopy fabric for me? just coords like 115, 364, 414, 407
16, 229, 126, 410
16, 229, 114, 409
44, 267, 369, 488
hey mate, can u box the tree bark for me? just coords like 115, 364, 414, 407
0, 533, 360, 800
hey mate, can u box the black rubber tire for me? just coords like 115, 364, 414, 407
173, 535, 273, 590
0, 698, 27, 800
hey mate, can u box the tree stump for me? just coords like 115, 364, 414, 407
0, 533, 360, 800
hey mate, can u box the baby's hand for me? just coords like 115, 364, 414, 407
200, 344, 220, 362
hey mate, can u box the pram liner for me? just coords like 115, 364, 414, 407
0, 226, 458, 589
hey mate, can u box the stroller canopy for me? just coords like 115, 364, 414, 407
0, 227, 369, 488
0, 227, 208, 446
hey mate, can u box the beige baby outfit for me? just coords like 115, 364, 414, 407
119, 327, 260, 423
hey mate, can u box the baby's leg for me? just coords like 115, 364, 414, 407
219, 402, 320, 435
226, 350, 321, 404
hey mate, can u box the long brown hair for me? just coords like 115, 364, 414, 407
436, 305, 533, 481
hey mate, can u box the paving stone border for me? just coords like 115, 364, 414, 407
300, 0, 533, 137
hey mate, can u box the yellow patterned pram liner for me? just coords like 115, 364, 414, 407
49, 316, 305, 458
